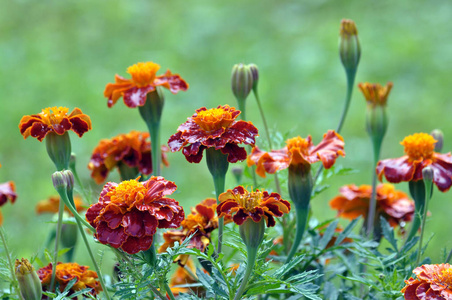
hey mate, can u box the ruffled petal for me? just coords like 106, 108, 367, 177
430, 155, 452, 192
96, 222, 127, 248
377, 156, 416, 183
121, 235, 154, 254
309, 130, 345, 169
154, 70, 189, 93
123, 85, 155, 108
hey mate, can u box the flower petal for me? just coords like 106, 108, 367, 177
377, 156, 416, 183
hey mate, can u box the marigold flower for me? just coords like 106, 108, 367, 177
377, 133, 452, 192
37, 262, 102, 296
401, 263, 452, 299
358, 82, 393, 107
36, 195, 85, 215
88, 131, 169, 184
168, 105, 258, 163
169, 259, 202, 296
104, 61, 188, 108
0, 181, 17, 226
217, 186, 290, 227
330, 184, 414, 229
247, 130, 345, 177
86, 177, 184, 254
18, 107, 92, 142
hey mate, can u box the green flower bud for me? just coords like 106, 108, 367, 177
231, 166, 243, 185
15, 258, 42, 300
231, 63, 253, 102
339, 19, 361, 72
46, 131, 72, 171
430, 129, 444, 152
52, 171, 67, 191
239, 218, 265, 250
60, 223, 78, 249
248, 63, 259, 93
422, 166, 434, 182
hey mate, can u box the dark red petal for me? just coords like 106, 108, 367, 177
85, 203, 105, 225
30, 122, 52, 141
69, 117, 90, 137
102, 207, 124, 229
222, 121, 258, 146
123, 86, 155, 108
249, 207, 264, 223
415, 282, 430, 298
96, 222, 127, 248
217, 200, 238, 216
265, 213, 276, 227
183, 144, 205, 163
122, 210, 145, 237
121, 235, 154, 254
402, 282, 421, 300
376, 156, 416, 183
154, 71, 189, 94
221, 143, 247, 163
158, 209, 185, 229
431, 156, 452, 192
168, 131, 185, 152
143, 213, 158, 236
232, 209, 249, 225
309, 130, 345, 169
52, 118, 71, 135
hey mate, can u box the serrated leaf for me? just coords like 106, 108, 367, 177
273, 255, 304, 279
334, 217, 360, 246
380, 216, 398, 252
318, 220, 339, 250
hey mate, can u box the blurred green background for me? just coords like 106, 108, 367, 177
1, 0, 452, 275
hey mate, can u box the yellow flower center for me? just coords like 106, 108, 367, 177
127, 62, 160, 88
286, 136, 310, 156
236, 189, 263, 212
440, 268, 452, 288
107, 179, 146, 206
401, 133, 437, 161
193, 107, 235, 132
40, 107, 69, 126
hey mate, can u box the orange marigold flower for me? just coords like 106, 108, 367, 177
377, 133, 452, 192
86, 177, 184, 254
104, 61, 188, 108
37, 262, 102, 297
330, 183, 414, 229
169, 259, 202, 296
18, 107, 92, 142
247, 130, 345, 177
36, 195, 85, 215
88, 131, 169, 184
401, 263, 452, 299
0, 181, 17, 226
358, 82, 393, 107
168, 105, 258, 163
217, 186, 290, 227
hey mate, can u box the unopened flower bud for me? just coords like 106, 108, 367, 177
239, 218, 265, 250
60, 223, 78, 250
52, 171, 67, 191
231, 64, 253, 102
231, 166, 243, 184
430, 129, 443, 152
339, 19, 361, 72
62, 170, 75, 193
69, 153, 77, 171
15, 258, 42, 300
248, 63, 259, 93
422, 166, 434, 182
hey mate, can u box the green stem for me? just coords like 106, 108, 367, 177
75, 217, 111, 300
446, 248, 452, 264
0, 227, 21, 298
405, 180, 426, 245
55, 185, 95, 232
286, 203, 309, 263
214, 174, 226, 253
253, 89, 282, 195
50, 197, 65, 292
416, 178, 433, 265
69, 154, 93, 204
233, 246, 258, 300
163, 280, 176, 300
148, 121, 161, 177
366, 145, 381, 237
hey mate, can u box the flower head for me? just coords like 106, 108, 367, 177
88, 131, 169, 184
86, 177, 184, 254
330, 184, 414, 229
217, 186, 290, 227
0, 181, 17, 226
358, 82, 393, 107
168, 105, 258, 163
377, 133, 452, 192
19, 107, 92, 142
36, 195, 85, 215
15, 258, 42, 300
104, 61, 188, 108
248, 130, 345, 177
37, 262, 102, 296
401, 263, 452, 299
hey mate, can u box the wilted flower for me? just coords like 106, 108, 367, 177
401, 263, 452, 299
104, 61, 188, 108
36, 195, 85, 215
377, 133, 452, 192
0, 181, 17, 226
37, 262, 102, 297
168, 105, 258, 163
88, 131, 169, 184
217, 186, 290, 227
329, 184, 414, 229
18, 107, 92, 142
86, 177, 184, 254
15, 258, 42, 300
247, 130, 345, 177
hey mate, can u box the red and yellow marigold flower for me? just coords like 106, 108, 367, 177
88, 131, 169, 184
0, 181, 17, 226
247, 130, 345, 177
377, 133, 452, 192
401, 263, 452, 299
330, 183, 414, 229
168, 105, 258, 163
217, 186, 290, 227
36, 195, 85, 215
104, 61, 188, 108
86, 177, 184, 254
18, 107, 92, 142
37, 262, 102, 296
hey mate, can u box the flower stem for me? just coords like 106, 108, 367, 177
57, 189, 95, 232
148, 121, 161, 177
50, 197, 65, 292
286, 203, 309, 263
416, 178, 433, 265
69, 154, 93, 204
163, 280, 176, 300
253, 89, 282, 195
405, 180, 426, 245
366, 145, 381, 237
213, 173, 226, 253
0, 227, 21, 298
233, 245, 258, 300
